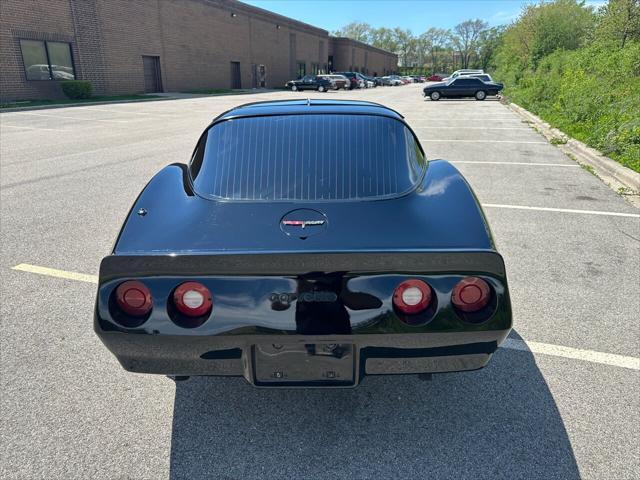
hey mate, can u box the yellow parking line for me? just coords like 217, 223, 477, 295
12, 263, 98, 284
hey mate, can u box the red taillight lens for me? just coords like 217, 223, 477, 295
393, 279, 432, 315
452, 277, 490, 312
173, 282, 213, 317
115, 280, 152, 317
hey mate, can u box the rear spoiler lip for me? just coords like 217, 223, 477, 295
99, 250, 506, 283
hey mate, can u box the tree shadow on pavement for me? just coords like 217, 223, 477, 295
169, 330, 578, 479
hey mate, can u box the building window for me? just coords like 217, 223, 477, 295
296, 62, 306, 79
311, 63, 320, 75
20, 39, 75, 81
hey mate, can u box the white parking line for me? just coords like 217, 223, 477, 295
406, 113, 518, 117
502, 339, 639, 370
414, 126, 531, 130
0, 124, 67, 132
424, 139, 548, 144
11, 262, 640, 370
72, 106, 155, 116
72, 106, 177, 117
19, 112, 130, 124
483, 203, 640, 218
452, 161, 579, 167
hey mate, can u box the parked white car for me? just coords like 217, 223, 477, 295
383, 75, 402, 86
444, 69, 484, 81
465, 73, 495, 83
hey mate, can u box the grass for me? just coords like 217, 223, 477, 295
497, 42, 640, 173
579, 163, 599, 178
617, 186, 634, 196
0, 94, 161, 109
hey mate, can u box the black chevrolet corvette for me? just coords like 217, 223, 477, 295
95, 99, 512, 387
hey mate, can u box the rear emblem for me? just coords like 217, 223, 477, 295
280, 209, 328, 238
282, 219, 325, 228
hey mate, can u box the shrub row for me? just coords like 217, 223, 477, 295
60, 80, 93, 100
500, 42, 640, 172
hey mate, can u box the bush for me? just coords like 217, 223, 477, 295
498, 42, 640, 172
60, 80, 93, 99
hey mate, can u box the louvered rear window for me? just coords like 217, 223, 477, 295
190, 114, 425, 201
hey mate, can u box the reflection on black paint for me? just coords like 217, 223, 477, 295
294, 272, 382, 335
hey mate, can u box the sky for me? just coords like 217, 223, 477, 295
243, 0, 607, 33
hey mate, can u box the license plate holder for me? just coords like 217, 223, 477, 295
253, 343, 355, 386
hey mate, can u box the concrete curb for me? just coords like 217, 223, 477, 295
0, 96, 177, 113
507, 102, 640, 208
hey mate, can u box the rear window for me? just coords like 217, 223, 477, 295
190, 114, 425, 201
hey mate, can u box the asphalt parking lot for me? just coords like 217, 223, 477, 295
1, 83, 638, 479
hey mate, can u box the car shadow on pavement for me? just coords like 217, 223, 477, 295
169, 330, 579, 480
425, 98, 502, 102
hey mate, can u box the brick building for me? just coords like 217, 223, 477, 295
328, 37, 397, 77
0, 0, 398, 102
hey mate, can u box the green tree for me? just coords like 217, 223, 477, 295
597, 0, 640, 48
420, 27, 451, 72
476, 26, 505, 70
393, 28, 418, 67
332, 22, 372, 42
370, 27, 400, 53
531, 0, 595, 64
451, 19, 488, 68
496, 0, 595, 70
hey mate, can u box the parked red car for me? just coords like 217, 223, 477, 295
428, 74, 447, 81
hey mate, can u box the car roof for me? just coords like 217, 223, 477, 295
213, 99, 405, 123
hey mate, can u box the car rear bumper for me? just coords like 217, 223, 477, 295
96, 329, 510, 387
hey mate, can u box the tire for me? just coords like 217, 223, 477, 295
475, 90, 486, 101
318, 85, 325, 92
430, 91, 440, 101
343, 86, 349, 90
291, 84, 298, 92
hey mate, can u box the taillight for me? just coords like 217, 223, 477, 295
115, 280, 152, 317
393, 279, 432, 315
452, 277, 490, 313
173, 281, 213, 318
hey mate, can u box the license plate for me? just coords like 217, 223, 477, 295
253, 343, 355, 386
